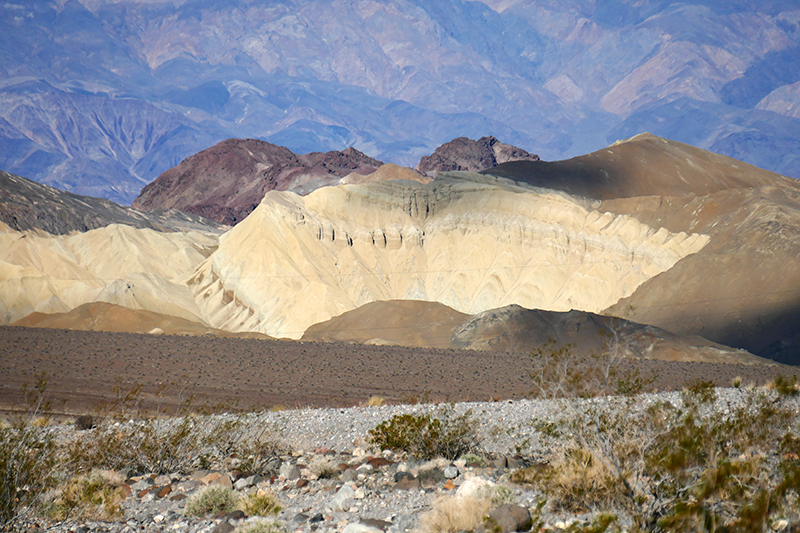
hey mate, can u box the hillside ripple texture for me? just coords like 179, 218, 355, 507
187, 173, 709, 338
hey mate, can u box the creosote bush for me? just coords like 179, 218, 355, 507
368, 407, 478, 460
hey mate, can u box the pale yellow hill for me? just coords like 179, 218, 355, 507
0, 223, 217, 324
12, 301, 270, 338
187, 173, 709, 338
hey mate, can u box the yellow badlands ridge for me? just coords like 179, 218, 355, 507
188, 173, 709, 338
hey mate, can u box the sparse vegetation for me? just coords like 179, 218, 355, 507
514, 354, 800, 531
48, 471, 126, 521
238, 490, 282, 517
416, 494, 495, 533
235, 518, 286, 533
184, 485, 239, 517
0, 376, 58, 530
368, 406, 478, 460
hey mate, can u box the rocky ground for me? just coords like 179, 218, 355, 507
13, 388, 800, 533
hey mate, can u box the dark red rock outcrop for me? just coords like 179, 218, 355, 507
416, 136, 539, 177
133, 139, 382, 225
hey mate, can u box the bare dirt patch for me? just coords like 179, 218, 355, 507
1, 326, 794, 417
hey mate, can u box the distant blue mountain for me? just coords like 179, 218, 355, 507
1, 0, 799, 203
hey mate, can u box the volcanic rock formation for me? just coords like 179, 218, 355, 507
417, 136, 539, 177
133, 139, 383, 225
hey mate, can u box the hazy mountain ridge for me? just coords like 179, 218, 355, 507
2, 0, 800, 202
0, 170, 226, 235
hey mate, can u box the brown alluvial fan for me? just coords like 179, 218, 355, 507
417, 135, 539, 176
11, 301, 272, 338
3, 133, 800, 365
132, 138, 383, 225
302, 301, 771, 365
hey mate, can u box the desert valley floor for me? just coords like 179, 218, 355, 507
1, 325, 793, 417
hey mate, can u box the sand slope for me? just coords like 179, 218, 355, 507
0, 222, 216, 325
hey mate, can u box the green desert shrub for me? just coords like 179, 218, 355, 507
238, 490, 281, 517
368, 407, 478, 460
184, 486, 239, 517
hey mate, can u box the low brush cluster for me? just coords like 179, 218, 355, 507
2, 362, 799, 533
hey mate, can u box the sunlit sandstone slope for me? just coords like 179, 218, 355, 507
187, 173, 709, 338
0, 222, 217, 325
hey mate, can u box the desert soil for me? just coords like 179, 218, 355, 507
1, 326, 795, 418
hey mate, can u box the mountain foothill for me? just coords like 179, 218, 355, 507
2, 132, 799, 379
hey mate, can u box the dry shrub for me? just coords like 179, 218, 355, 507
364, 396, 386, 407
49, 471, 126, 521
416, 494, 494, 533
308, 458, 339, 479
512, 448, 622, 514
184, 486, 239, 517
238, 489, 281, 517
236, 518, 285, 533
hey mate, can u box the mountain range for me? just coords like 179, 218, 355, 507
2, 0, 800, 204
2, 133, 798, 366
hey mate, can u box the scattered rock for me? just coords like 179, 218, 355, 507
74, 415, 94, 430
484, 504, 533, 533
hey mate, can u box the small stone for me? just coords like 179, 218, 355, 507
341, 469, 358, 482
367, 457, 392, 468
75, 415, 94, 430
393, 474, 420, 491
492, 457, 508, 469
484, 504, 532, 533
296, 479, 309, 488
772, 520, 789, 531
212, 521, 235, 533
234, 478, 250, 490
279, 463, 300, 480
443, 466, 459, 479
153, 515, 165, 524
156, 485, 172, 498
443, 481, 456, 490
359, 518, 392, 531
130, 479, 154, 492
212, 475, 233, 489
342, 523, 383, 533
223, 510, 246, 520
354, 488, 365, 499
201, 473, 222, 485
328, 484, 356, 512
169, 493, 187, 502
